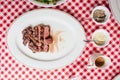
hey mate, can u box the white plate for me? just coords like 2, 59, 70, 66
113, 74, 120, 80
29, 0, 66, 7
109, 0, 120, 24
7, 9, 86, 70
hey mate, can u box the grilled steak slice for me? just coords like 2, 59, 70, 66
28, 41, 38, 53
45, 36, 53, 44
44, 25, 50, 38
22, 26, 32, 45
44, 44, 49, 52
43, 25, 51, 52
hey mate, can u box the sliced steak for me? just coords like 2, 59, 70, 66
44, 44, 49, 52
22, 24, 53, 53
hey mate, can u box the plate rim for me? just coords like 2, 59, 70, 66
108, 0, 120, 24
113, 74, 120, 80
28, 0, 66, 7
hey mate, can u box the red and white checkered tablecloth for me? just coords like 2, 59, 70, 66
0, 0, 120, 80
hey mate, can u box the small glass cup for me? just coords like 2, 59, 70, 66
87, 53, 111, 69
91, 6, 110, 24
92, 29, 111, 48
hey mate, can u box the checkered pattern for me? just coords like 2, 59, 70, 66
0, 0, 120, 80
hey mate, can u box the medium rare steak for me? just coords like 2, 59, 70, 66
22, 24, 53, 53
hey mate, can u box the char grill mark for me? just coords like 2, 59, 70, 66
37, 26, 41, 52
